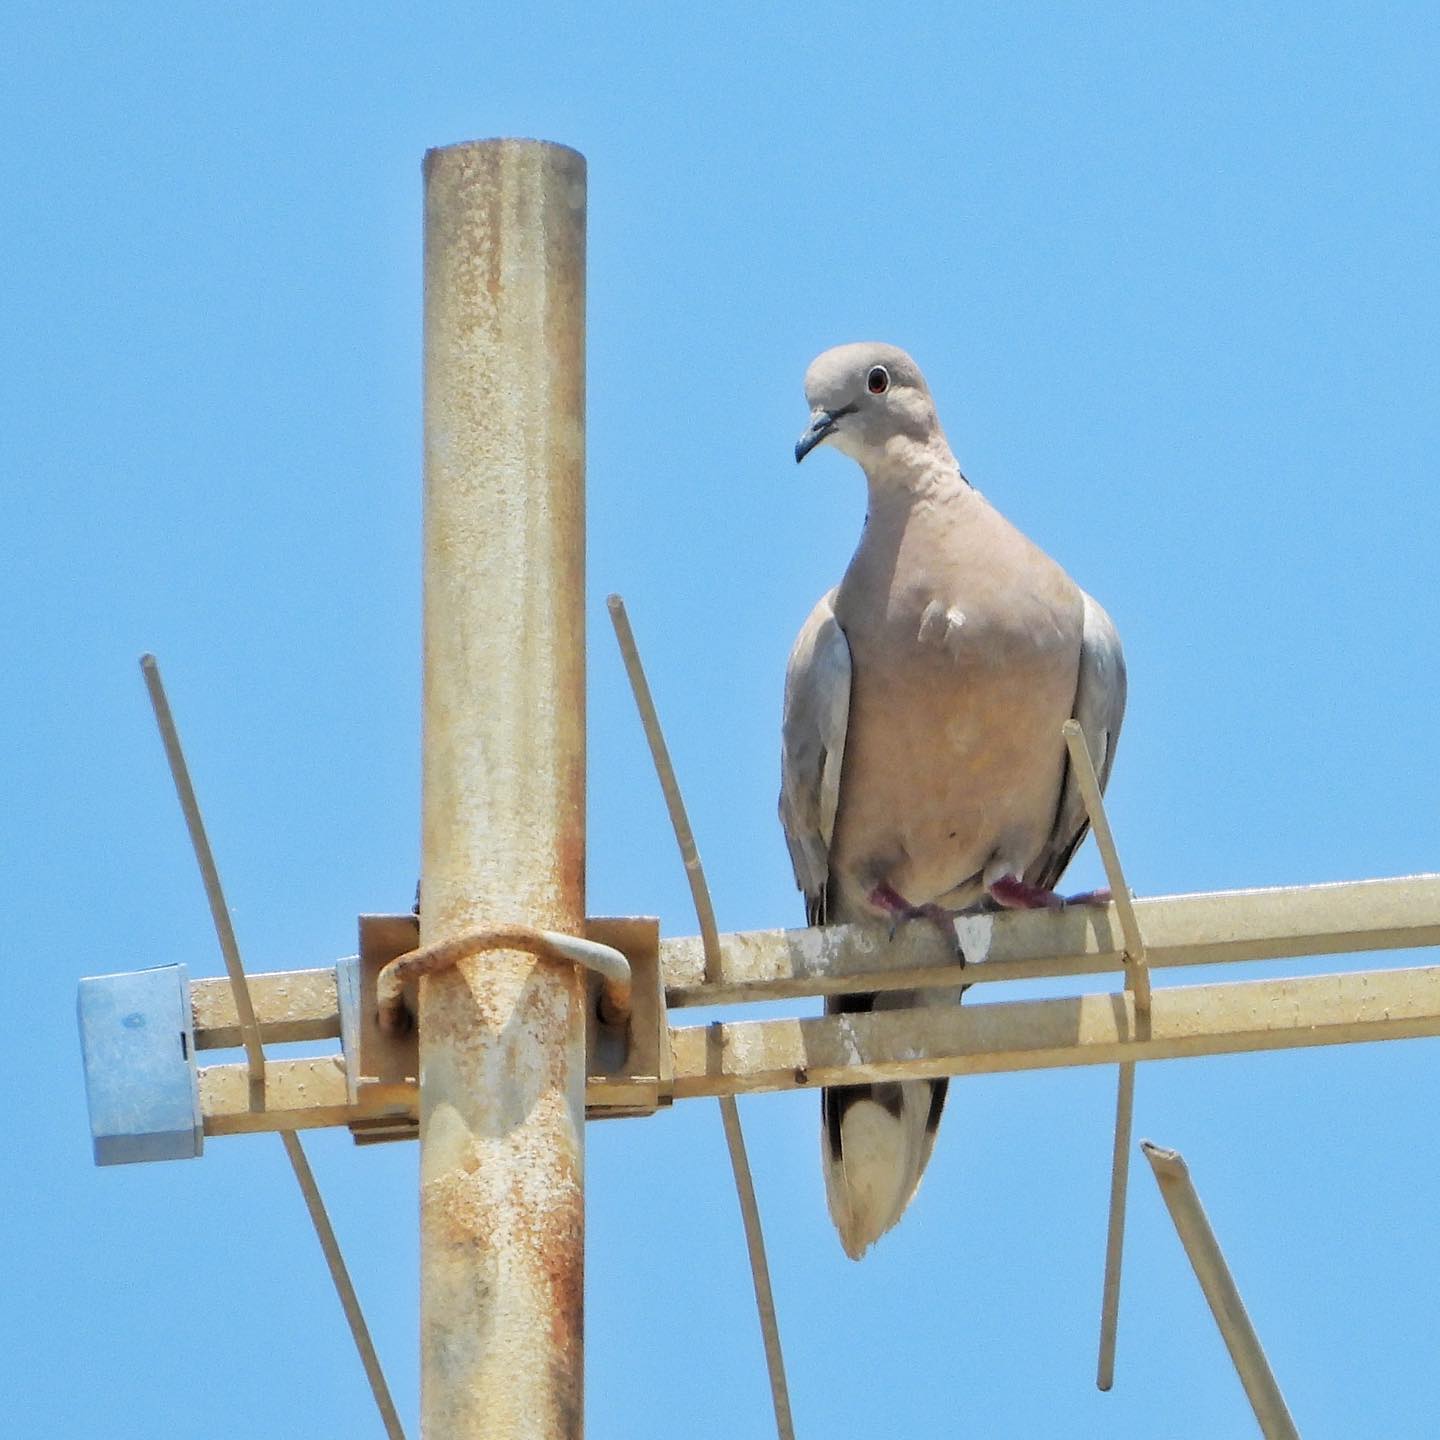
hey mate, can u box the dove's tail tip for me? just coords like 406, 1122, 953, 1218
822, 1076, 949, 1259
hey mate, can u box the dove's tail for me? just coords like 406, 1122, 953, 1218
820, 990, 952, 1260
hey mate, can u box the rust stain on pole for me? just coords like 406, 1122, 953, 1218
420, 138, 587, 1439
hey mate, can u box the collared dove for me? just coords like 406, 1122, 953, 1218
780, 342, 1126, 1259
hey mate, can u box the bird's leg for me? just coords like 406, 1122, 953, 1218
987, 874, 1114, 910
987, 874, 1066, 910
868, 882, 965, 964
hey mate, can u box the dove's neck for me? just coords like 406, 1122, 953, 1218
860, 433, 968, 516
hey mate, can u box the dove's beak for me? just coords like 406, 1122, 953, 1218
795, 410, 839, 464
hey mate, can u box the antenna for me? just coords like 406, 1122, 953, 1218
75, 138, 1440, 1439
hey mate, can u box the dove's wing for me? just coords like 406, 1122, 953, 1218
1026, 590, 1128, 892
778, 589, 852, 926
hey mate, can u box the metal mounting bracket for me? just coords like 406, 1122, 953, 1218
337, 913, 673, 1146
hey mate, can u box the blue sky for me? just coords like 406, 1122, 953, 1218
4, 3, 1439, 1436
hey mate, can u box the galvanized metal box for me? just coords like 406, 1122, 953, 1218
77, 964, 203, 1165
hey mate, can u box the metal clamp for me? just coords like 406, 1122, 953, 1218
377, 924, 632, 1035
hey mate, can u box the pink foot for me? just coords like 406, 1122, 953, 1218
988, 876, 1117, 910
868, 883, 964, 963
988, 874, 1065, 910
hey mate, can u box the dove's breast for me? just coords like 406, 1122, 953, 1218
827, 488, 1084, 919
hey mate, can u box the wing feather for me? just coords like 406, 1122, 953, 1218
1026, 590, 1128, 892
778, 590, 853, 924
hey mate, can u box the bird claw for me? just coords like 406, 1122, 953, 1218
987, 876, 1120, 911
871, 886, 965, 965
1063, 887, 1113, 906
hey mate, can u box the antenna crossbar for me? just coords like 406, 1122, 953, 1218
191, 937, 1440, 1134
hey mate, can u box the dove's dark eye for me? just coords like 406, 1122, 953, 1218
867, 365, 890, 395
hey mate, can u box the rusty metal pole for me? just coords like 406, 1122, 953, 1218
419, 139, 587, 1439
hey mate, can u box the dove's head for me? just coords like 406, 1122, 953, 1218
795, 343, 941, 467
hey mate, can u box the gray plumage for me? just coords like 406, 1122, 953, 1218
780, 343, 1126, 1258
